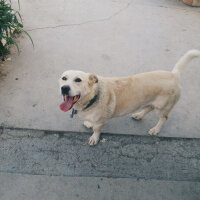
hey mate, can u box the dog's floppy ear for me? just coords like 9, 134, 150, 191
88, 74, 98, 86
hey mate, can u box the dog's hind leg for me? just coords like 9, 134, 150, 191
132, 105, 154, 120
148, 116, 167, 136
148, 94, 179, 136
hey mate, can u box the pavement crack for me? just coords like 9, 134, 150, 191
27, 1, 133, 32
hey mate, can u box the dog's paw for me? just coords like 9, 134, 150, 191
88, 134, 99, 146
148, 127, 159, 136
132, 113, 143, 120
83, 121, 93, 129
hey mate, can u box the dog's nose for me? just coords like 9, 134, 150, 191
61, 86, 70, 95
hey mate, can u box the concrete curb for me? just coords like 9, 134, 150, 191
0, 127, 200, 181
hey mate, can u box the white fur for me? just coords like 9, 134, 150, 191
59, 50, 200, 146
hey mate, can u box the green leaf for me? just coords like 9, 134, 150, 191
0, 0, 33, 56
20, 28, 34, 48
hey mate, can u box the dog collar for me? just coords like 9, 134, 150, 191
70, 90, 99, 118
83, 91, 99, 111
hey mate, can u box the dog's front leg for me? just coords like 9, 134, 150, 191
88, 123, 103, 146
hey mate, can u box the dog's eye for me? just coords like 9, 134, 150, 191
75, 78, 82, 82
62, 77, 67, 81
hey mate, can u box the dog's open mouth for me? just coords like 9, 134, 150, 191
59, 95, 80, 112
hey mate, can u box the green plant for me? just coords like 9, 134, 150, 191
0, 0, 33, 57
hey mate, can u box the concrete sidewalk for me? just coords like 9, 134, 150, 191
0, 0, 200, 138
0, 0, 200, 199
0, 172, 199, 200
0, 128, 200, 200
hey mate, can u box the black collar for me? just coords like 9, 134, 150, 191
70, 90, 99, 118
83, 90, 99, 111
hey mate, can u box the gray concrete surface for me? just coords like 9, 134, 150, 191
1, 128, 200, 181
0, 172, 199, 200
0, 0, 200, 138
0, 1, 200, 199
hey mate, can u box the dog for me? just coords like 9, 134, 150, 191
59, 50, 200, 146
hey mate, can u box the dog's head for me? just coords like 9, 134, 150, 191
59, 70, 98, 112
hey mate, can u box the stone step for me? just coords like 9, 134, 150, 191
0, 172, 199, 200
0, 127, 200, 182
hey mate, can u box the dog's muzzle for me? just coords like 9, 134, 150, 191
61, 85, 70, 95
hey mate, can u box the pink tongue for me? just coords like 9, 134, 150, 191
59, 96, 73, 112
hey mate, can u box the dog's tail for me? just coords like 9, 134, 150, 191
172, 49, 200, 77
